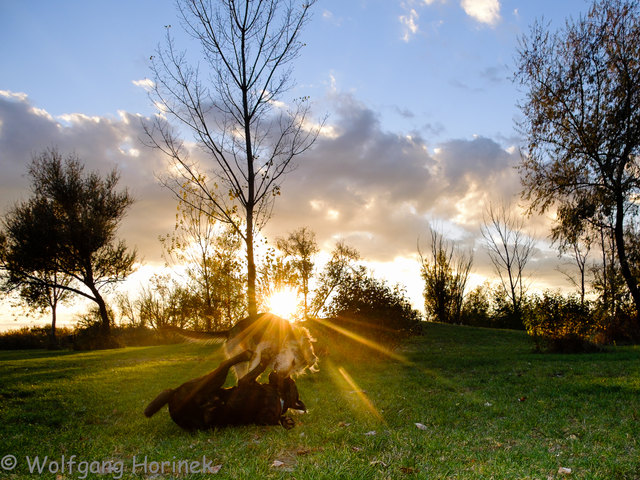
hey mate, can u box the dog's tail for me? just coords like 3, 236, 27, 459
159, 326, 230, 345
144, 389, 174, 418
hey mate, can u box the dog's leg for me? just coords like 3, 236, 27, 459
196, 350, 253, 396
237, 349, 273, 387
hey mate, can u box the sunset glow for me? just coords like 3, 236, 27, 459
266, 288, 300, 321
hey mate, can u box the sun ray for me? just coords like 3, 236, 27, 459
310, 317, 411, 365
337, 365, 385, 423
266, 287, 300, 320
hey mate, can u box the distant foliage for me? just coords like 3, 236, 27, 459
323, 267, 422, 345
457, 283, 527, 330
524, 292, 599, 353
0, 326, 74, 350
459, 284, 492, 328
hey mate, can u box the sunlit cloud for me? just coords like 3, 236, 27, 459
57, 113, 102, 125
408, 0, 501, 29
460, 0, 501, 26
132, 78, 155, 91
0, 90, 28, 101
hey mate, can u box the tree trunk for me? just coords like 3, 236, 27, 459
614, 197, 640, 336
94, 289, 111, 337
246, 215, 257, 317
49, 300, 57, 348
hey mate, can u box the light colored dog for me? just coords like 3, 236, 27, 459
224, 312, 318, 379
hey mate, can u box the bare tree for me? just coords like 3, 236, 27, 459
160, 187, 244, 330
481, 202, 535, 318
418, 228, 473, 324
144, 0, 320, 317
311, 241, 360, 318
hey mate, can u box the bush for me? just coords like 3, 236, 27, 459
459, 283, 527, 330
524, 292, 600, 353
321, 267, 422, 350
460, 284, 492, 327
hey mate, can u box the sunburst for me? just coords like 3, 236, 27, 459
266, 287, 299, 321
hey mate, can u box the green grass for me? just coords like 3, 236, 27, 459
1, 323, 639, 479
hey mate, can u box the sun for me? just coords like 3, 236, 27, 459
267, 287, 300, 321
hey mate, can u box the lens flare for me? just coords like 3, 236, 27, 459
266, 287, 299, 321
338, 366, 385, 423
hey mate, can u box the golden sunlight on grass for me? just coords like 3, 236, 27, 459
266, 287, 300, 321
337, 366, 385, 423
311, 317, 410, 364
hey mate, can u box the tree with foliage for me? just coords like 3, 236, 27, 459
419, 228, 473, 324
515, 0, 640, 333
0, 149, 137, 338
276, 226, 318, 318
481, 202, 534, 323
311, 240, 360, 317
1, 230, 72, 345
160, 187, 244, 331
324, 266, 422, 337
145, 0, 320, 317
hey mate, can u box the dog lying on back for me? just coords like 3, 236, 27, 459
143, 349, 306, 430
224, 312, 318, 379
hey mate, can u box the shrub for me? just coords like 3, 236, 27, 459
320, 267, 422, 351
460, 284, 492, 327
524, 292, 599, 353
0, 326, 74, 350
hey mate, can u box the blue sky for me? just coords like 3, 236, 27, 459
0, 0, 592, 328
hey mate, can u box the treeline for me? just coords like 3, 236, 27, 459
420, 220, 639, 351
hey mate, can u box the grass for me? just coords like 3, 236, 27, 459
0, 323, 639, 479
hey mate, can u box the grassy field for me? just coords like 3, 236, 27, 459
0, 323, 639, 479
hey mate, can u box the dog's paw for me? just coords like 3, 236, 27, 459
280, 416, 295, 430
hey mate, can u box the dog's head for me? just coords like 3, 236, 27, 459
273, 325, 318, 376
268, 372, 306, 413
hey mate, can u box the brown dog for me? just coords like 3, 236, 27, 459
224, 312, 318, 379
143, 350, 306, 430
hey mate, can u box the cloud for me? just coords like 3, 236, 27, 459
0, 91, 175, 264
263, 90, 524, 263
132, 78, 155, 91
399, 7, 420, 42
459, 0, 501, 26
0, 88, 558, 317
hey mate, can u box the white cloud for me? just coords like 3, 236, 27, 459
399, 8, 420, 42
402, 0, 501, 39
460, 0, 501, 26
132, 78, 155, 91
0, 90, 28, 101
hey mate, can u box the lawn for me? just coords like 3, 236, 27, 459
0, 323, 639, 479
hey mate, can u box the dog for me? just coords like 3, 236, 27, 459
143, 349, 306, 430
224, 312, 318, 379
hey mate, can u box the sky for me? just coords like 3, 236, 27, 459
0, 0, 593, 330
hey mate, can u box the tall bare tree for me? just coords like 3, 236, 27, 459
145, 0, 320, 317
515, 0, 640, 331
311, 241, 360, 318
481, 203, 535, 319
